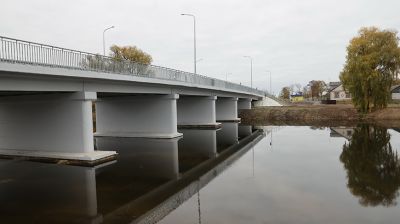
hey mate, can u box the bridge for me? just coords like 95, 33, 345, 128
0, 36, 274, 165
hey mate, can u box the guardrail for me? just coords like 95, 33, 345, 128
0, 36, 265, 96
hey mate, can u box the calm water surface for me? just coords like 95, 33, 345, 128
1, 124, 400, 223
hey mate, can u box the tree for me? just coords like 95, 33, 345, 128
110, 45, 152, 65
309, 80, 326, 99
109, 45, 153, 76
340, 27, 400, 113
340, 124, 400, 207
279, 87, 290, 99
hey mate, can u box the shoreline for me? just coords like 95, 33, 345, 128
239, 105, 400, 127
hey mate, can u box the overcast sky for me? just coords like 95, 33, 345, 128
1, 0, 399, 94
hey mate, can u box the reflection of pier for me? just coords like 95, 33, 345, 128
96, 137, 180, 180
0, 160, 107, 223
217, 123, 239, 151
101, 128, 265, 224
0, 123, 264, 223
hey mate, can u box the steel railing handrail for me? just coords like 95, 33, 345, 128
0, 35, 266, 96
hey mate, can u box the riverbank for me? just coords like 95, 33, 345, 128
239, 105, 400, 127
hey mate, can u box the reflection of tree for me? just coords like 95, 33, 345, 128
340, 125, 400, 206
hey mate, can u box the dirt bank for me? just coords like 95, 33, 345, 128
239, 105, 400, 127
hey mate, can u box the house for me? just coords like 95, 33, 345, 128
328, 84, 351, 101
391, 85, 400, 100
290, 92, 304, 102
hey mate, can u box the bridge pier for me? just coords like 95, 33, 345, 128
0, 92, 116, 164
177, 96, 220, 129
216, 97, 240, 122
95, 94, 182, 138
238, 98, 252, 110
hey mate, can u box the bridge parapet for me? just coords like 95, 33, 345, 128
0, 36, 264, 97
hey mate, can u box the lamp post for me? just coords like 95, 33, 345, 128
266, 70, 272, 94
243, 56, 253, 88
103, 26, 115, 56
181, 13, 197, 74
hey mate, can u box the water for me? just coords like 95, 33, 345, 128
1, 124, 400, 223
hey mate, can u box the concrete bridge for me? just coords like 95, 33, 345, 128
0, 36, 274, 164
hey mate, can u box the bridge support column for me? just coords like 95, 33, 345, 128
216, 97, 240, 122
0, 92, 116, 164
95, 94, 182, 138
238, 98, 252, 110
177, 96, 220, 129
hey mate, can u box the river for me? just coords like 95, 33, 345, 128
1, 123, 400, 223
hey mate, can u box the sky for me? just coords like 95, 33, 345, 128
1, 0, 399, 94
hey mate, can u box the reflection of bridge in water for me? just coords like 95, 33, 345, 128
0, 123, 265, 223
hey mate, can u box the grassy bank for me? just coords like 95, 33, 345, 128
239, 105, 400, 127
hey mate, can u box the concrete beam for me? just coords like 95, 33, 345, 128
0, 92, 116, 165
216, 97, 240, 122
177, 96, 220, 129
95, 94, 182, 138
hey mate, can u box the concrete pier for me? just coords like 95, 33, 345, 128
238, 98, 252, 110
0, 92, 116, 164
95, 94, 182, 138
216, 97, 240, 122
177, 96, 220, 129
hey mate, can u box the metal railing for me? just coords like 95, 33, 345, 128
0, 36, 265, 96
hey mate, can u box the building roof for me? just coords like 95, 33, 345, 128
328, 82, 341, 92
290, 92, 303, 97
391, 85, 400, 92
329, 84, 343, 92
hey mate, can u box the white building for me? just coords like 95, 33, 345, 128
391, 85, 400, 100
329, 84, 351, 101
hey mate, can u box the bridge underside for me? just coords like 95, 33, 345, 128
0, 90, 256, 165
0, 62, 267, 165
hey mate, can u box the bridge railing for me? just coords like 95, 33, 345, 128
0, 36, 265, 96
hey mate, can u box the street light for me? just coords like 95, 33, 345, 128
181, 13, 197, 74
103, 26, 115, 56
243, 56, 253, 88
266, 70, 272, 94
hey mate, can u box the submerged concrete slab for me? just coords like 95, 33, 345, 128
216, 118, 241, 123
94, 132, 183, 139
177, 122, 222, 129
0, 149, 117, 166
